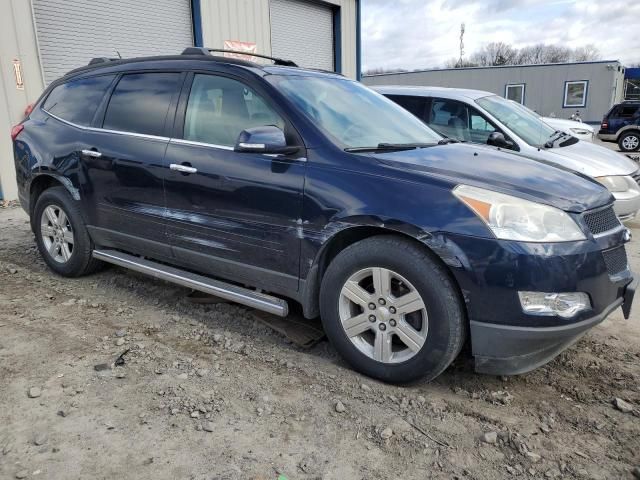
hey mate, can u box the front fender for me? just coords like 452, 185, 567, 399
298, 218, 474, 319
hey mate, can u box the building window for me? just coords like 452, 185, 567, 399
563, 80, 588, 108
505, 84, 525, 104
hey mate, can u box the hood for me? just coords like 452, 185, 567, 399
542, 117, 594, 133
538, 140, 638, 176
371, 143, 612, 213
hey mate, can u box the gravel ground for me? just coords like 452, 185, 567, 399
0, 204, 639, 480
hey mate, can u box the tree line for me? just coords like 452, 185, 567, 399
446, 42, 601, 68
363, 42, 602, 76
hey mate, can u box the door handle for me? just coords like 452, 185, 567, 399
170, 163, 198, 174
81, 149, 102, 158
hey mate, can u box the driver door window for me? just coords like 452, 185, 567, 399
427, 99, 472, 142
184, 74, 285, 146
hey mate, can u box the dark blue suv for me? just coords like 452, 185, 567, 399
598, 101, 640, 152
11, 48, 636, 382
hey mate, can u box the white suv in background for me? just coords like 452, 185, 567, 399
375, 86, 640, 221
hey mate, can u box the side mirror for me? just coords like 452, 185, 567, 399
234, 126, 299, 155
487, 131, 515, 149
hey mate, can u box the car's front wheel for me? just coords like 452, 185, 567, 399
618, 131, 640, 152
34, 186, 102, 277
319, 235, 466, 383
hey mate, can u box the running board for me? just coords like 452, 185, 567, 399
92, 249, 289, 317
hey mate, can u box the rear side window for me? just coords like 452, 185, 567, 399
386, 95, 428, 121
103, 73, 181, 136
43, 75, 115, 126
616, 105, 640, 118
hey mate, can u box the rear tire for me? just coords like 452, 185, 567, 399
319, 235, 465, 383
618, 131, 640, 152
34, 187, 102, 277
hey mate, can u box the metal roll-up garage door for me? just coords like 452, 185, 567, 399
32, 0, 193, 85
269, 0, 334, 71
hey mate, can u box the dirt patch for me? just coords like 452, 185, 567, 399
1, 206, 639, 479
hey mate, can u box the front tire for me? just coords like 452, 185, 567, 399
319, 235, 465, 383
34, 187, 102, 277
618, 131, 640, 152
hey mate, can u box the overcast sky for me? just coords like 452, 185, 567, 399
362, 0, 640, 71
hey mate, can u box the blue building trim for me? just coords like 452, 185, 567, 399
626, 68, 640, 80
333, 6, 342, 73
191, 0, 204, 47
355, 0, 361, 80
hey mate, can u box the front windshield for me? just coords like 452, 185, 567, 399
476, 95, 555, 146
512, 101, 541, 118
268, 75, 442, 149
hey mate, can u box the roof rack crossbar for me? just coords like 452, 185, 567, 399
181, 47, 297, 67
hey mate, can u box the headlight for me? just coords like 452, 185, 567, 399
570, 128, 592, 136
595, 175, 630, 193
453, 185, 586, 242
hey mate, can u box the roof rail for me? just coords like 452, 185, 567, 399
88, 57, 120, 65
181, 47, 298, 67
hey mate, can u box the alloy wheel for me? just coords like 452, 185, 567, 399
622, 135, 639, 151
338, 267, 428, 364
40, 205, 75, 263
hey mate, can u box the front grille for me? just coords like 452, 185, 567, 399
583, 206, 621, 236
632, 170, 640, 188
602, 246, 628, 276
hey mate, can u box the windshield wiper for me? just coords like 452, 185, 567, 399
344, 142, 434, 153
437, 138, 460, 145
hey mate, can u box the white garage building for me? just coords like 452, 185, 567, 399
0, 0, 361, 200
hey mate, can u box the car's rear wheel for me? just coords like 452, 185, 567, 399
34, 187, 102, 277
618, 131, 640, 152
319, 235, 465, 383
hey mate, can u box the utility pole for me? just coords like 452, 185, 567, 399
458, 23, 465, 67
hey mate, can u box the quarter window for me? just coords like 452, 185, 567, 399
563, 81, 588, 108
505, 84, 525, 104
183, 74, 285, 147
43, 75, 115, 126
103, 73, 181, 136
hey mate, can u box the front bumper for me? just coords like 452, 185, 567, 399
472, 277, 635, 375
612, 189, 640, 221
436, 227, 635, 375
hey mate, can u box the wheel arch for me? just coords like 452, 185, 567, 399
28, 174, 80, 232
616, 125, 640, 141
299, 222, 468, 319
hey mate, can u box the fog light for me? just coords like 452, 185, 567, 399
518, 292, 591, 318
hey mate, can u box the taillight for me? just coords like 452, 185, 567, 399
24, 103, 34, 118
11, 124, 24, 141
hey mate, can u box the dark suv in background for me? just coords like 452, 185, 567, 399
11, 48, 636, 383
598, 101, 640, 152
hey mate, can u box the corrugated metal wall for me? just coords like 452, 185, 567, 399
32, 0, 193, 85
0, 0, 44, 200
363, 62, 625, 123
270, 0, 334, 70
200, 0, 273, 56
199, 0, 358, 78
